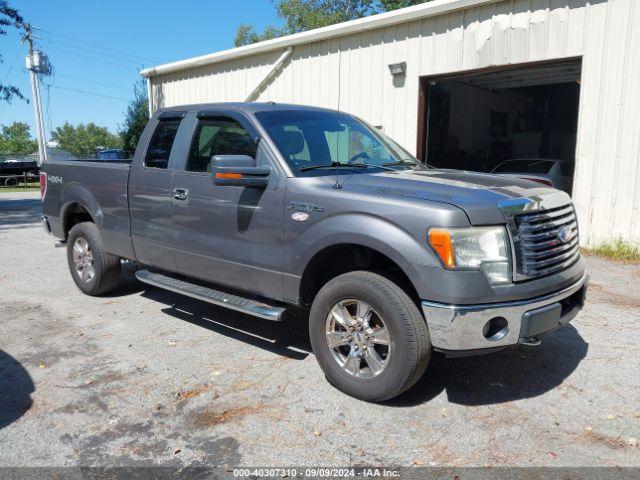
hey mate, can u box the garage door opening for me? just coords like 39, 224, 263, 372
418, 58, 582, 196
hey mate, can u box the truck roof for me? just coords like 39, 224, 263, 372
157, 102, 340, 115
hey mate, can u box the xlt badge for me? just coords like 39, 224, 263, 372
287, 202, 325, 213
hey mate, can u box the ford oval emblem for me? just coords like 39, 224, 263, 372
557, 226, 573, 243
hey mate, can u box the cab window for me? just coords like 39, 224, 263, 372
144, 118, 181, 169
186, 118, 257, 172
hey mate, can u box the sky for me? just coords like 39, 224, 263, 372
0, 0, 281, 137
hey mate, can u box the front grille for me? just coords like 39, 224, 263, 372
514, 203, 580, 280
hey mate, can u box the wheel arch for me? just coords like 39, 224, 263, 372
299, 242, 423, 308
62, 202, 95, 238
291, 213, 439, 307
60, 183, 102, 239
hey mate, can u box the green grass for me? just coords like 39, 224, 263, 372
0, 182, 40, 193
584, 239, 640, 263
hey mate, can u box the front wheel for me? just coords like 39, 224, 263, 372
309, 271, 431, 402
66, 222, 121, 296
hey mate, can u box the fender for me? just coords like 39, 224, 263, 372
60, 182, 103, 235
285, 212, 443, 301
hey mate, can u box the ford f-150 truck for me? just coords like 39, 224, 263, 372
41, 103, 587, 402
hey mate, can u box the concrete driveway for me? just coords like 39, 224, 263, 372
1, 191, 639, 467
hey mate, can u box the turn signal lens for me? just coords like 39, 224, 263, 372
215, 172, 243, 179
428, 229, 455, 268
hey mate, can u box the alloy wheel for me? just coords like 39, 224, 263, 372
324, 299, 391, 378
72, 237, 95, 283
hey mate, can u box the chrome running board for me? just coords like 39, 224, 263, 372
135, 269, 286, 321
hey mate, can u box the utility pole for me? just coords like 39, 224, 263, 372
22, 23, 50, 165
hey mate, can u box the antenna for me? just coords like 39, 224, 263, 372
333, 45, 343, 190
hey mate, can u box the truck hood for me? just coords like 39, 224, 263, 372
344, 169, 564, 224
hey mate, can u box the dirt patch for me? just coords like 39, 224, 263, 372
119, 439, 169, 459
55, 395, 109, 415
188, 403, 268, 428
588, 283, 640, 309
185, 436, 241, 467
176, 384, 215, 404
577, 428, 630, 450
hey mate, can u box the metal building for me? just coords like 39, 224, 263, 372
141, 0, 640, 247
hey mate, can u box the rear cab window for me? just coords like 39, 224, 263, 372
144, 118, 182, 169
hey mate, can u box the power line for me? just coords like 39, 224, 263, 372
54, 73, 132, 92
41, 37, 150, 67
42, 82, 129, 102
44, 46, 139, 71
0, 50, 29, 117
1, 49, 22, 83
39, 28, 156, 64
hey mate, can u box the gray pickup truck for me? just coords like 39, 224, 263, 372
41, 102, 587, 401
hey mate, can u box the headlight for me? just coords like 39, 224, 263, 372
428, 226, 511, 284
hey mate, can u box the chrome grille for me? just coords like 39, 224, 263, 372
514, 203, 580, 279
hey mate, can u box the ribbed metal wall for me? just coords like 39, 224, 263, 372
148, 0, 640, 247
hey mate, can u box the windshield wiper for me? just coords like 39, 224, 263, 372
300, 162, 393, 172
383, 159, 435, 169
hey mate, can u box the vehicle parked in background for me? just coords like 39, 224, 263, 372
41, 103, 587, 402
0, 158, 40, 187
96, 148, 129, 161
491, 158, 574, 195
0, 158, 39, 174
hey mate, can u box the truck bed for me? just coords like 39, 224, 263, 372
41, 159, 134, 259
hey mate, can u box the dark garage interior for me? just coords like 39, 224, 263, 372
419, 59, 582, 195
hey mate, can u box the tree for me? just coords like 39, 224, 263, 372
119, 79, 149, 153
378, 0, 428, 10
234, 0, 432, 47
0, 1, 26, 103
51, 123, 122, 158
235, 24, 283, 48
235, 25, 261, 48
276, 0, 374, 34
0, 122, 38, 154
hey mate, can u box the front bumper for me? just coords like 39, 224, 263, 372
421, 273, 588, 353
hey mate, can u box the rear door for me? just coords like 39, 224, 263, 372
128, 111, 186, 270
170, 110, 286, 300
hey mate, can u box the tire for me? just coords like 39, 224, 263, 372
309, 271, 431, 402
66, 222, 121, 296
4, 177, 18, 187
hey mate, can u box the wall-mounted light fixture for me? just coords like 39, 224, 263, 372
388, 62, 406, 76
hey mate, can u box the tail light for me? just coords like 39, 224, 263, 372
521, 177, 553, 187
40, 172, 47, 200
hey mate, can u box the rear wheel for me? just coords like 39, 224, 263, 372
309, 271, 431, 402
67, 222, 121, 296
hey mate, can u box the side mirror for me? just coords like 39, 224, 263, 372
211, 155, 271, 187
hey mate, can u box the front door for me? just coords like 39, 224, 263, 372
170, 113, 285, 300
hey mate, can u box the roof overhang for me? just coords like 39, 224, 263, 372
140, 0, 498, 78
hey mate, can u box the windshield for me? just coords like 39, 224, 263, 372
255, 109, 426, 176
493, 159, 554, 174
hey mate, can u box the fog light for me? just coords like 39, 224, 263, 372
483, 317, 509, 341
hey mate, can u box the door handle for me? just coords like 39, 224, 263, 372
173, 188, 189, 201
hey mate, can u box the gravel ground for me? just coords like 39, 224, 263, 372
0, 191, 639, 467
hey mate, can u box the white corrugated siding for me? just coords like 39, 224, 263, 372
148, 0, 640, 247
